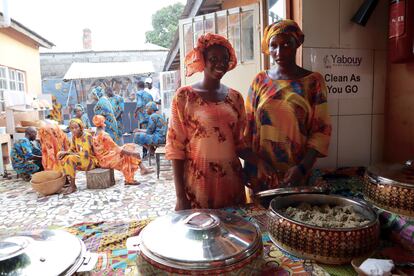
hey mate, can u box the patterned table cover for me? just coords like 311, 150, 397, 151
64, 167, 414, 275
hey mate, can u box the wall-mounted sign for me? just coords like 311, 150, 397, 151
308, 48, 373, 99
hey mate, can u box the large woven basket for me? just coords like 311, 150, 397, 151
20, 120, 41, 127
31, 171, 66, 196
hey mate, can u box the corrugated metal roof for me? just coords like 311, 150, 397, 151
40, 42, 169, 54
63, 61, 154, 81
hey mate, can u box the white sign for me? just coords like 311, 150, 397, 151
308, 48, 373, 99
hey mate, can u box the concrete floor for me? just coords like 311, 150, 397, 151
0, 158, 175, 237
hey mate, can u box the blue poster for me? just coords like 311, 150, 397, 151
42, 78, 77, 106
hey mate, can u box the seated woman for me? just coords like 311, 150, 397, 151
58, 118, 98, 194
134, 101, 167, 152
11, 127, 42, 181
38, 122, 70, 171
92, 115, 153, 185
73, 104, 91, 129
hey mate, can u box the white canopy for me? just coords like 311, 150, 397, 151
63, 61, 155, 81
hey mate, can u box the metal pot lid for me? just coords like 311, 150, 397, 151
366, 162, 414, 187
0, 229, 84, 276
139, 209, 262, 270
255, 186, 327, 198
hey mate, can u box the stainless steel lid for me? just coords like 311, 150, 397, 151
0, 229, 86, 276
366, 162, 414, 187
139, 210, 262, 270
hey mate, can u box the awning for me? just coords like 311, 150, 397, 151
63, 61, 155, 81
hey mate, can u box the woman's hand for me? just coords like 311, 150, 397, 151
57, 151, 69, 160
283, 165, 305, 187
258, 158, 280, 187
175, 196, 191, 211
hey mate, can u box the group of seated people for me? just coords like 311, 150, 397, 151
10, 100, 166, 194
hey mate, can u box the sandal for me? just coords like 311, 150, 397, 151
125, 180, 140, 185
62, 185, 77, 195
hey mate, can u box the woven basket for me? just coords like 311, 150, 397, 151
32, 170, 62, 183
21, 120, 41, 127
31, 172, 66, 196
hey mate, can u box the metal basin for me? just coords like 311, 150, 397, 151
266, 194, 380, 264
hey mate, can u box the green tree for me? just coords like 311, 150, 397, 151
145, 2, 184, 49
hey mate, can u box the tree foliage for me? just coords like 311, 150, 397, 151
145, 2, 184, 49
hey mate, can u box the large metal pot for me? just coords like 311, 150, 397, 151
364, 162, 414, 218
266, 194, 380, 264
0, 229, 88, 275
131, 210, 263, 275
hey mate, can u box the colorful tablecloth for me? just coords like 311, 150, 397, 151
64, 167, 414, 275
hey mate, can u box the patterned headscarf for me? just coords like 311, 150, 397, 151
69, 118, 84, 131
92, 115, 106, 128
184, 33, 237, 77
74, 104, 85, 113
91, 86, 104, 99
261, 19, 304, 55
145, 101, 158, 112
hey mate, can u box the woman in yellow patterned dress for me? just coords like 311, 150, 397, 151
58, 118, 98, 194
166, 33, 247, 210
241, 20, 332, 191
49, 96, 63, 123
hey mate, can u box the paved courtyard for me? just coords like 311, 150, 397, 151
0, 158, 175, 237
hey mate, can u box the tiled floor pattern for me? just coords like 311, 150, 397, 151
0, 158, 175, 237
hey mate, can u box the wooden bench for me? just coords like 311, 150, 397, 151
155, 146, 166, 179
86, 168, 115, 189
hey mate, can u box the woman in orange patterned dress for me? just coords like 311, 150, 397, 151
166, 33, 247, 210
92, 115, 153, 185
38, 122, 70, 171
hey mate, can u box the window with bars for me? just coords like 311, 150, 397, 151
16, 71, 25, 92
181, 6, 255, 64
0, 66, 27, 112
267, 0, 287, 66
0, 67, 6, 112
0, 67, 7, 90
2, 68, 26, 92
268, 0, 287, 23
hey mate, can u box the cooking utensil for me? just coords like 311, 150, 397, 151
266, 194, 380, 264
254, 186, 328, 208
364, 162, 414, 218
133, 210, 264, 275
0, 229, 88, 275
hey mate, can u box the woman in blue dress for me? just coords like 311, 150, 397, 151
106, 87, 124, 137
91, 87, 121, 145
134, 102, 167, 148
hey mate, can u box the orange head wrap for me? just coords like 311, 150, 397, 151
92, 115, 106, 128
261, 19, 304, 55
184, 33, 237, 77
